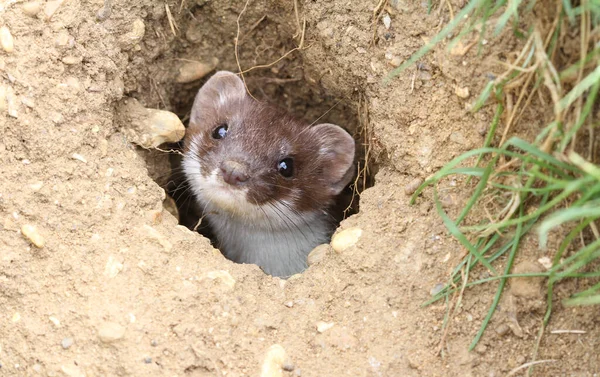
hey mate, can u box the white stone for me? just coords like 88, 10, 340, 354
330, 227, 362, 253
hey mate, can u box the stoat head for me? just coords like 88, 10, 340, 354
183, 71, 355, 226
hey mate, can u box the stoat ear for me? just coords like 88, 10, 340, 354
310, 123, 356, 196
190, 71, 247, 126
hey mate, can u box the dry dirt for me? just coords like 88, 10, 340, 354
1, 0, 599, 376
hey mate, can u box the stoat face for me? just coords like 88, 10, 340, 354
182, 71, 355, 229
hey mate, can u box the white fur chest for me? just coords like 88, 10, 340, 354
206, 211, 331, 277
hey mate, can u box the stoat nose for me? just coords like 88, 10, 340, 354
220, 160, 250, 186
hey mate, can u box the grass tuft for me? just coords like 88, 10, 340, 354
393, 0, 600, 351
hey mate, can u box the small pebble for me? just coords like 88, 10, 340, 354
475, 344, 487, 354
404, 177, 423, 195
71, 153, 87, 163
50, 112, 64, 124
282, 362, 295, 371
143, 357, 152, 364
202, 270, 236, 290
21, 97, 35, 108
478, 123, 488, 136
29, 181, 44, 191
389, 56, 403, 67
430, 283, 444, 296
54, 31, 71, 47
119, 19, 145, 49
316, 321, 335, 333
104, 255, 123, 278
118, 98, 185, 148
538, 256, 552, 270
22, 1, 42, 17
261, 344, 287, 377
44, 0, 66, 20
97, 321, 126, 343
283, 301, 293, 308
65, 76, 81, 91
21, 224, 45, 248
61, 337, 73, 349
455, 86, 470, 99
151, 339, 158, 347
6, 88, 18, 118
49, 316, 61, 327
175, 58, 219, 83
330, 227, 362, 253
62, 56, 82, 65
0, 26, 14, 53
382, 14, 391, 29
307, 243, 330, 265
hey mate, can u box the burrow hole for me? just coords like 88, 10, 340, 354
136, 2, 378, 275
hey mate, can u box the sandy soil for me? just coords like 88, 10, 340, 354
1, 0, 599, 376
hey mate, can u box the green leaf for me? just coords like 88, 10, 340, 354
434, 189, 497, 274
538, 206, 600, 248
564, 294, 600, 306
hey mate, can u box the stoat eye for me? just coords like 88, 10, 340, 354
277, 158, 294, 178
212, 124, 228, 139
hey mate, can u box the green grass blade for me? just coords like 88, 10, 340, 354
494, 0, 522, 35
434, 188, 497, 274
559, 47, 600, 82
470, 81, 496, 112
564, 294, 600, 306
570, 281, 600, 298
562, 0, 576, 23
469, 205, 525, 350
504, 137, 582, 174
557, 64, 600, 112
538, 207, 600, 248
552, 238, 600, 279
568, 151, 600, 182
383, 0, 482, 83
559, 79, 600, 151
553, 218, 595, 266
461, 183, 578, 233
409, 147, 503, 204
456, 156, 499, 225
